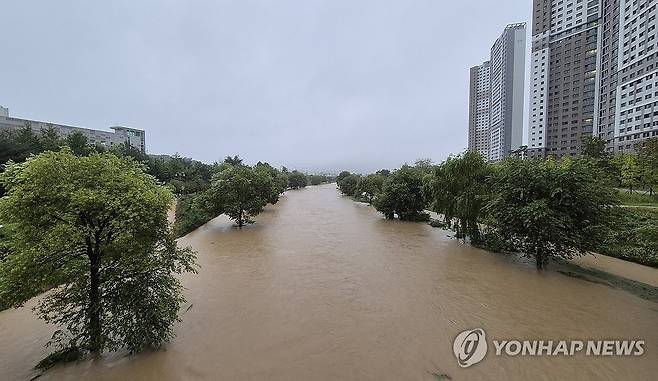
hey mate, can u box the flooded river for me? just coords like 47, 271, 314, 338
1, 184, 657, 380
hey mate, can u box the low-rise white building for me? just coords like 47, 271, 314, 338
0, 106, 145, 153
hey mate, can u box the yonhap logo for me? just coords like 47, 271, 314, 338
452, 328, 645, 369
453, 328, 488, 368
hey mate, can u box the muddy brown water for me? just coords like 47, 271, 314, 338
1, 184, 657, 380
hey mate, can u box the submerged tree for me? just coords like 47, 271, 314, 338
287, 170, 308, 189
356, 174, 385, 204
373, 165, 427, 220
485, 157, 618, 270
0, 149, 197, 357
336, 172, 360, 196
203, 165, 273, 227
423, 151, 491, 241
254, 162, 287, 204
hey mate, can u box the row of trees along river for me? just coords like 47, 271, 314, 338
0, 125, 333, 373
336, 136, 658, 270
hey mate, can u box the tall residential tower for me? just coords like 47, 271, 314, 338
468, 61, 491, 158
529, 0, 657, 158
528, 0, 601, 158
468, 23, 526, 162
598, 0, 658, 153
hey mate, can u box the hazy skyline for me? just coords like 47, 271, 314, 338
1, 1, 532, 173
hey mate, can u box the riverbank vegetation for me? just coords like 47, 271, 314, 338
0, 149, 197, 364
172, 157, 333, 234
0, 127, 333, 371
337, 137, 658, 269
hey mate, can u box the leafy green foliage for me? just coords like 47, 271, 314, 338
336, 172, 360, 196
636, 138, 658, 196
611, 154, 641, 192
373, 165, 427, 220
202, 165, 273, 227
223, 155, 243, 166
376, 169, 391, 177
308, 174, 333, 186
0, 125, 65, 165
254, 162, 287, 204
356, 174, 385, 204
423, 151, 490, 241
174, 194, 213, 237
287, 170, 308, 189
146, 154, 215, 195
581, 135, 608, 159
598, 208, 658, 267
485, 158, 618, 269
65, 132, 91, 156
0, 149, 197, 355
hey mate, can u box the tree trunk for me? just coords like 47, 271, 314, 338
238, 209, 243, 228
87, 242, 102, 355
535, 251, 548, 271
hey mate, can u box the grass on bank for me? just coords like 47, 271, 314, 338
597, 207, 658, 268
617, 190, 658, 207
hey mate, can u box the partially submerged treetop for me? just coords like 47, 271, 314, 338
0, 148, 197, 357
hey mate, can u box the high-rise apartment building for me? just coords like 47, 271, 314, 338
468, 24, 526, 162
0, 106, 146, 153
598, 0, 658, 153
468, 61, 491, 158
528, 0, 601, 158
489, 23, 527, 161
529, 0, 657, 158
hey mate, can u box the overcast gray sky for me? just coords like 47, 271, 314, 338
1, 1, 531, 173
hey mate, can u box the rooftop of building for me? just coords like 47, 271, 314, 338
0, 106, 144, 134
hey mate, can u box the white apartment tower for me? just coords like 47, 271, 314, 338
489, 23, 527, 161
468, 61, 491, 158
468, 23, 527, 162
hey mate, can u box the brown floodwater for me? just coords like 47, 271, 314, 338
1, 184, 657, 380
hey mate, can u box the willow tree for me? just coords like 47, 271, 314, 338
0, 149, 197, 357
423, 151, 491, 241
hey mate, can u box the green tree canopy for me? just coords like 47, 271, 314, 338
202, 165, 273, 227
254, 162, 286, 204
0, 149, 197, 356
637, 138, 658, 196
223, 155, 243, 166
65, 132, 91, 156
287, 170, 308, 189
581, 136, 608, 159
373, 165, 427, 220
611, 154, 641, 192
356, 174, 385, 204
423, 150, 491, 241
337, 173, 360, 196
485, 157, 618, 269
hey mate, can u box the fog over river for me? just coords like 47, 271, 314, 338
1, 184, 657, 380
